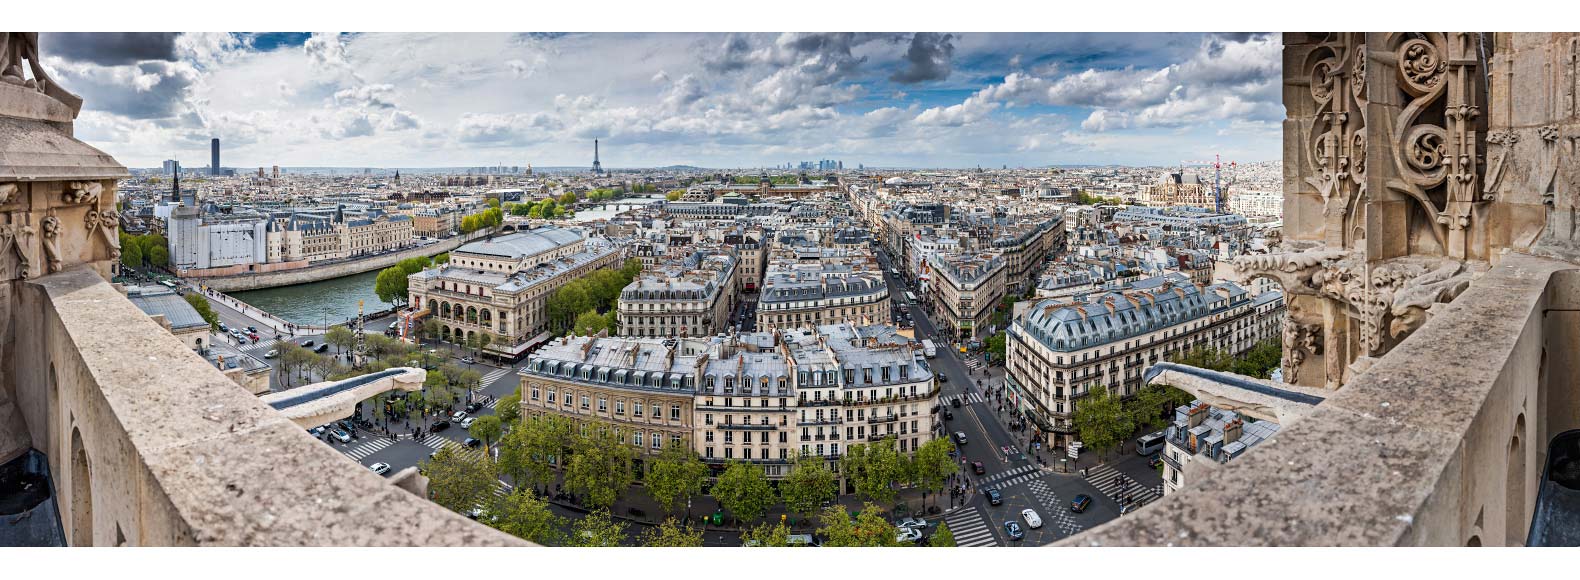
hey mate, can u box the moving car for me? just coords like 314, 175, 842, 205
264, 350, 278, 359
1021, 509, 1043, 529
943, 409, 954, 420
368, 462, 392, 476
246, 326, 258, 334
954, 431, 968, 444
461, 356, 476, 364
314, 344, 330, 353
218, 323, 229, 332
895, 526, 924, 543
1149, 454, 1164, 469
938, 374, 949, 382
460, 417, 476, 429
950, 397, 961, 408
430, 420, 451, 432
1071, 494, 1092, 513
300, 339, 315, 348
1003, 521, 1025, 541
463, 437, 482, 448
972, 461, 986, 475
452, 411, 468, 422
465, 401, 483, 413
331, 429, 352, 444
984, 487, 1002, 505
896, 517, 928, 529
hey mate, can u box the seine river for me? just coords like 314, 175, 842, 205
230, 268, 389, 327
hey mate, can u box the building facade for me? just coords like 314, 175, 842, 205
756, 265, 888, 330
617, 250, 738, 338
927, 252, 1006, 343
1005, 274, 1283, 447
407, 226, 625, 359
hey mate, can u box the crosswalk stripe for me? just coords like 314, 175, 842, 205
1081, 464, 1162, 507
942, 509, 998, 547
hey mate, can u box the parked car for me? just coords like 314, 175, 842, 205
973, 461, 986, 475
461, 356, 476, 364
430, 420, 451, 432
895, 526, 924, 543
369, 462, 392, 476
1071, 494, 1092, 513
1021, 509, 1043, 529
938, 374, 949, 382
954, 431, 968, 444
896, 517, 928, 529
309, 425, 326, 437
984, 487, 1002, 505
463, 437, 482, 448
331, 429, 352, 444
465, 402, 483, 413
452, 411, 468, 422
460, 417, 476, 429
337, 420, 357, 434
1003, 521, 1025, 541
218, 322, 229, 332
264, 350, 278, 359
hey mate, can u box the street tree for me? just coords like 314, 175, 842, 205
911, 437, 958, 510
841, 437, 908, 505
816, 503, 900, 547
325, 326, 355, 355
499, 414, 573, 492
638, 518, 704, 547
464, 332, 482, 355
421, 318, 441, 345
563, 422, 636, 511
781, 453, 838, 517
573, 310, 612, 336
469, 415, 504, 453
184, 293, 221, 331
711, 461, 776, 524
373, 265, 409, 307
1126, 384, 1190, 434
644, 446, 708, 516
495, 391, 521, 426
1073, 386, 1133, 458
423, 445, 497, 515
120, 242, 144, 269
741, 521, 792, 547
147, 244, 169, 268
567, 509, 628, 547
487, 488, 566, 545
929, 523, 956, 547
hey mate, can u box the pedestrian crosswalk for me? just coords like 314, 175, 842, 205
418, 433, 490, 462
1026, 479, 1084, 536
477, 367, 512, 389
943, 392, 985, 407
963, 357, 986, 370
336, 437, 395, 461
977, 464, 1040, 488
942, 507, 999, 547
1082, 463, 1162, 509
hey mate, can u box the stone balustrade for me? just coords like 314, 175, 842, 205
1060, 252, 1578, 546
12, 266, 529, 546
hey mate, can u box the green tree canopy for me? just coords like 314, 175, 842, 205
567, 509, 628, 547
644, 446, 708, 516
911, 436, 958, 509
488, 488, 566, 545
183, 293, 220, 331
929, 522, 956, 547
423, 445, 498, 514
470, 415, 504, 451
816, 503, 900, 547
120, 242, 144, 269
325, 326, 355, 354
665, 190, 683, 201
374, 265, 409, 307
146, 244, 170, 267
563, 422, 636, 511
742, 520, 793, 547
495, 391, 522, 426
638, 518, 704, 547
1073, 386, 1133, 457
781, 453, 838, 517
840, 437, 908, 505
711, 461, 776, 523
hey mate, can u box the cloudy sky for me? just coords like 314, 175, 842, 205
40, 32, 1282, 169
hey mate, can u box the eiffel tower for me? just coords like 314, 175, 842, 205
592, 139, 603, 174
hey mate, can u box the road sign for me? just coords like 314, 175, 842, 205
1067, 441, 1082, 460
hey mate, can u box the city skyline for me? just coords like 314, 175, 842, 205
41, 32, 1283, 170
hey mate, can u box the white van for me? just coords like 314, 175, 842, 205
1136, 431, 1166, 455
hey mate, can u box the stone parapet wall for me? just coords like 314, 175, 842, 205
196, 230, 490, 292
10, 266, 528, 546
1061, 252, 1575, 546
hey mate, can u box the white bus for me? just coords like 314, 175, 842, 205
905, 291, 917, 303
921, 339, 937, 358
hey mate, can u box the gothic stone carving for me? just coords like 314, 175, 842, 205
40, 213, 61, 274
84, 208, 120, 263
0, 183, 17, 206
0, 213, 37, 280
64, 181, 103, 205
1281, 304, 1323, 385
0, 32, 84, 113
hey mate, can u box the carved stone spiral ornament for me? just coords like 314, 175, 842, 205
1405, 125, 1449, 179
1398, 38, 1446, 96
40, 214, 61, 274
1311, 58, 1338, 104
